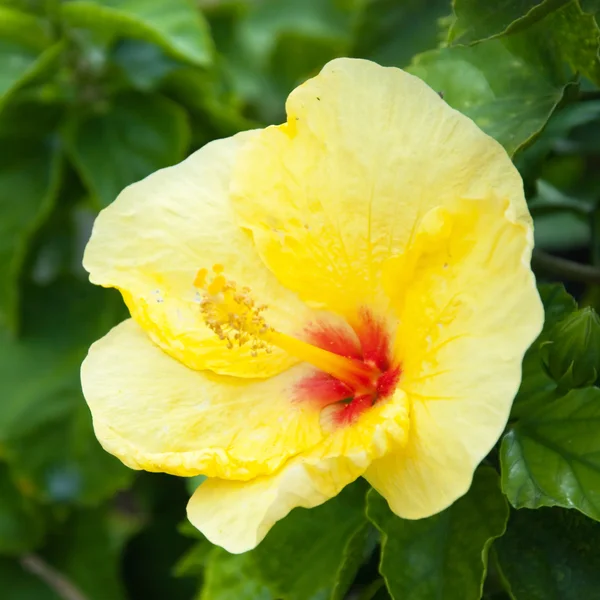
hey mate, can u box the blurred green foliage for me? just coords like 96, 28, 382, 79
3, 0, 600, 599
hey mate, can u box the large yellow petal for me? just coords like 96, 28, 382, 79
83, 131, 314, 378
80, 319, 325, 480
231, 57, 529, 320
365, 196, 543, 518
187, 388, 410, 553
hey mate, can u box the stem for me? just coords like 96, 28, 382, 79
590, 206, 600, 266
578, 89, 600, 102
532, 249, 600, 284
20, 554, 89, 600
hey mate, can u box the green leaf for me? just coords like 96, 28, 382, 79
511, 284, 577, 419
366, 466, 509, 600
0, 103, 61, 334
250, 480, 370, 600
331, 523, 377, 600
200, 548, 273, 600
451, 0, 600, 85
0, 463, 44, 555
112, 39, 180, 91
0, 7, 52, 48
197, 481, 370, 600
0, 32, 63, 109
0, 7, 61, 108
0, 279, 133, 505
407, 39, 570, 157
501, 386, 600, 519
581, 0, 600, 12
64, 93, 189, 208
173, 538, 212, 578
60, 0, 213, 66
351, 0, 451, 68
212, 0, 355, 124
449, 0, 570, 45
495, 507, 600, 599
409, 0, 600, 155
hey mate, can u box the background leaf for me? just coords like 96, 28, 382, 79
250, 480, 371, 600
449, 0, 570, 45
0, 103, 61, 333
0, 463, 45, 555
200, 548, 273, 600
61, 0, 213, 66
351, 0, 451, 68
0, 279, 133, 505
64, 93, 189, 208
495, 507, 600, 599
366, 467, 509, 600
501, 386, 600, 519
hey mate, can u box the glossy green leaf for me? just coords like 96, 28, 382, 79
496, 507, 600, 599
0, 463, 44, 555
409, 0, 600, 155
0, 279, 132, 505
408, 39, 570, 156
449, 0, 570, 45
501, 386, 600, 519
351, 0, 451, 68
0, 103, 61, 334
200, 548, 273, 600
511, 284, 577, 419
64, 93, 189, 208
367, 467, 508, 600
250, 480, 370, 600
60, 0, 213, 65
451, 0, 600, 84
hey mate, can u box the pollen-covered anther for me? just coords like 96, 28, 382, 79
194, 266, 381, 387
195, 266, 274, 355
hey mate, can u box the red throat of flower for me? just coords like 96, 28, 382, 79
296, 309, 401, 428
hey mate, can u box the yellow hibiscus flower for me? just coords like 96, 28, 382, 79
81, 58, 543, 553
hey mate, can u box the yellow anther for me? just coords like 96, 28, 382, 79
207, 275, 226, 295
194, 268, 208, 288
193, 264, 379, 389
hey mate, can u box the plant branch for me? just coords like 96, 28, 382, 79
578, 89, 600, 102
20, 554, 89, 600
532, 249, 600, 284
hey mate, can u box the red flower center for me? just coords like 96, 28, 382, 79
295, 309, 401, 427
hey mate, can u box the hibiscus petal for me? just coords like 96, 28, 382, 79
231, 58, 529, 319
187, 388, 410, 552
83, 131, 314, 378
365, 196, 543, 518
187, 455, 363, 554
81, 319, 324, 480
